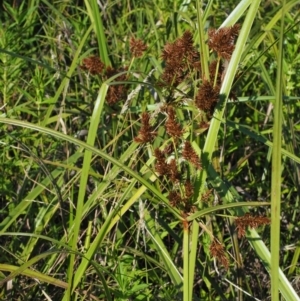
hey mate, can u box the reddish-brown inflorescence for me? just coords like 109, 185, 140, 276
81, 57, 128, 105
129, 37, 147, 58
235, 213, 271, 238
208, 24, 240, 60
134, 112, 156, 143
160, 31, 200, 87
201, 189, 213, 202
168, 158, 180, 183
105, 66, 128, 105
182, 141, 202, 170
165, 106, 184, 138
154, 148, 180, 183
154, 148, 169, 176
163, 143, 174, 156
195, 80, 220, 115
210, 238, 229, 269
168, 190, 182, 207
184, 181, 194, 200
168, 181, 195, 214
80, 56, 105, 75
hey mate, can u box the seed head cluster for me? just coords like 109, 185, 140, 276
80, 28, 271, 271
235, 213, 271, 238
130, 37, 147, 58
161, 31, 200, 87
208, 24, 240, 60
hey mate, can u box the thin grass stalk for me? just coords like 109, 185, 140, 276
0, 250, 76, 289
270, 2, 285, 300
188, 220, 199, 299
0, 152, 82, 232
42, 25, 93, 126
225, 119, 300, 164
183, 221, 190, 301
84, 221, 93, 253
202, 0, 213, 22
187, 201, 270, 221
196, 0, 209, 80
144, 210, 183, 286
65, 178, 139, 300
220, 0, 252, 28
85, 0, 110, 66
0, 259, 68, 289
288, 247, 300, 276
252, 0, 299, 50
204, 0, 261, 158
0, 233, 111, 299
0, 116, 182, 219
67, 82, 109, 299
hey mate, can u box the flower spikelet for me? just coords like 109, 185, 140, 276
161, 31, 200, 87
195, 80, 220, 115
163, 143, 174, 155
169, 181, 195, 213
208, 24, 240, 60
168, 158, 180, 183
165, 107, 184, 138
182, 181, 196, 212
134, 112, 156, 143
81, 56, 105, 75
235, 213, 271, 238
130, 37, 147, 58
105, 66, 128, 105
154, 148, 169, 176
201, 189, 213, 202
184, 181, 194, 200
210, 238, 229, 269
182, 141, 202, 169
169, 190, 182, 207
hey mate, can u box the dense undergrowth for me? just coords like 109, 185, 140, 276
0, 0, 300, 300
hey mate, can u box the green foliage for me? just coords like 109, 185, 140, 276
0, 0, 300, 300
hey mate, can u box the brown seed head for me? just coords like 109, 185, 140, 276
130, 37, 147, 58
81, 56, 104, 75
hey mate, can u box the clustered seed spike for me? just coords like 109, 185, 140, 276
165, 107, 184, 138
168, 191, 182, 207
208, 24, 241, 60
182, 141, 202, 170
195, 80, 220, 115
154, 148, 169, 176
210, 238, 229, 269
184, 181, 194, 200
80, 56, 104, 75
154, 149, 180, 183
201, 189, 213, 202
168, 180, 195, 213
168, 159, 180, 183
163, 143, 174, 155
235, 213, 271, 238
105, 66, 128, 105
130, 37, 147, 58
160, 30, 200, 88
134, 112, 156, 143
80, 57, 128, 105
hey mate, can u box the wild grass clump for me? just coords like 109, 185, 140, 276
0, 1, 299, 301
